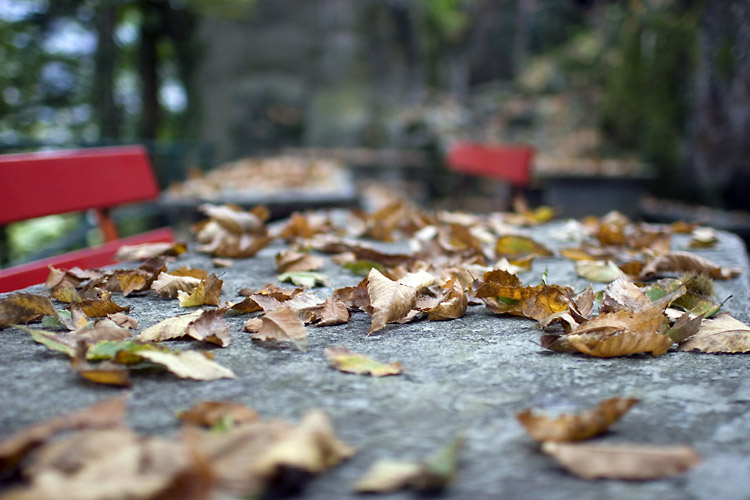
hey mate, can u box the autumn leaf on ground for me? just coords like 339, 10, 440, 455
275, 250, 325, 273
151, 272, 202, 298
72, 341, 132, 387
0, 396, 127, 476
324, 346, 402, 377
252, 305, 308, 351
547, 308, 673, 357
178, 401, 259, 429
517, 397, 639, 442
45, 265, 89, 290
114, 241, 187, 261
423, 278, 467, 321
100, 269, 155, 296
570, 285, 595, 322
542, 441, 700, 480
367, 268, 418, 334
279, 212, 329, 240
254, 409, 355, 477
185, 308, 231, 347
0, 293, 57, 329
333, 278, 371, 312
277, 271, 330, 288
355, 435, 463, 493
495, 234, 553, 259
600, 276, 655, 313
108, 312, 138, 329
85, 339, 166, 364
677, 313, 750, 353
575, 260, 623, 283
137, 310, 203, 342
73, 296, 130, 317
314, 297, 350, 326
138, 349, 236, 380
665, 310, 704, 343
640, 251, 742, 280
74, 318, 133, 343
178, 273, 223, 307
688, 227, 718, 248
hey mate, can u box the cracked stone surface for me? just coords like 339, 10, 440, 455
1, 220, 749, 499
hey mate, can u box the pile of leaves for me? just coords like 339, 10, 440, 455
1, 200, 748, 495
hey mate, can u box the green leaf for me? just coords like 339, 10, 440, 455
86, 340, 165, 363
41, 309, 71, 329
20, 327, 75, 357
575, 260, 623, 283
343, 260, 384, 276
277, 271, 330, 288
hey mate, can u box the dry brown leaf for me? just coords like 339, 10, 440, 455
178, 401, 259, 428
151, 273, 202, 299
243, 317, 263, 333
178, 273, 223, 307
275, 250, 325, 273
114, 241, 186, 261
561, 308, 673, 357
517, 397, 639, 442
0, 293, 57, 329
677, 313, 750, 353
138, 349, 236, 380
314, 297, 351, 327
73, 296, 129, 318
75, 318, 133, 343
600, 276, 654, 313
101, 269, 154, 296
45, 266, 87, 289
640, 251, 742, 280
0, 396, 127, 476
252, 305, 308, 351
570, 285, 595, 322
333, 278, 371, 312
324, 346, 403, 377
253, 409, 355, 477
186, 308, 231, 347
424, 278, 467, 321
107, 312, 138, 329
137, 310, 204, 342
72, 342, 132, 387
542, 441, 700, 480
477, 282, 572, 323
367, 268, 418, 334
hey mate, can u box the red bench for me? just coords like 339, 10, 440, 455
0, 145, 174, 292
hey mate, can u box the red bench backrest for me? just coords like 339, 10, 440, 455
447, 142, 534, 186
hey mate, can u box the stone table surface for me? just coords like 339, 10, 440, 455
1, 221, 750, 500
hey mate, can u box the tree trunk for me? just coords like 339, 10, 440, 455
93, 4, 120, 140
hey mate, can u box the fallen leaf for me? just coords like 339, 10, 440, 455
45, 266, 87, 289
151, 272, 202, 299
74, 297, 130, 317
137, 310, 204, 342
138, 349, 236, 380
677, 313, 750, 353
277, 271, 330, 288
253, 409, 355, 476
178, 273, 223, 307
495, 234, 553, 259
0, 396, 127, 476
542, 441, 700, 479
558, 308, 673, 357
570, 285, 595, 322
108, 312, 138, 329
600, 276, 654, 313
75, 318, 133, 343
473, 270, 572, 322
101, 269, 154, 296
212, 258, 233, 268
324, 346, 402, 377
354, 436, 463, 493
114, 241, 187, 261
178, 401, 259, 428
424, 278, 467, 321
198, 203, 266, 234
275, 250, 325, 273
243, 317, 263, 333
575, 260, 623, 283
666, 310, 704, 343
367, 268, 417, 334
688, 227, 718, 248
252, 305, 308, 351
640, 251, 742, 280
72, 342, 132, 387
49, 285, 82, 303
317, 297, 351, 326
0, 293, 57, 329
185, 308, 231, 347
517, 397, 639, 442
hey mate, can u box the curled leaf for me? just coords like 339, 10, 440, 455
252, 305, 308, 351
0, 293, 57, 329
640, 251, 741, 280
517, 397, 639, 442
114, 241, 186, 261
137, 310, 203, 342
575, 260, 623, 283
177, 273, 223, 307
677, 313, 750, 353
138, 349, 236, 380
367, 268, 417, 334
496, 235, 553, 259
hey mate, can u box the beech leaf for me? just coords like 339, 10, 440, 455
324, 346, 403, 377
138, 349, 236, 380
137, 310, 203, 342
151, 272, 202, 299
367, 268, 417, 334
252, 305, 308, 351
542, 441, 700, 480
640, 251, 741, 280
0, 293, 57, 329
575, 260, 623, 283
177, 273, 223, 307
677, 313, 750, 353
275, 250, 325, 273
185, 308, 231, 347
517, 397, 639, 442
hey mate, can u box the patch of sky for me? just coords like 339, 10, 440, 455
160, 78, 187, 113
42, 18, 96, 56
0, 0, 48, 22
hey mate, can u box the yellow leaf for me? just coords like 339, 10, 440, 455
0, 293, 57, 329
324, 346, 403, 377
178, 273, 223, 307
138, 350, 236, 380
496, 235, 553, 259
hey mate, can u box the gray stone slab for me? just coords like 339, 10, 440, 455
1, 221, 750, 499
